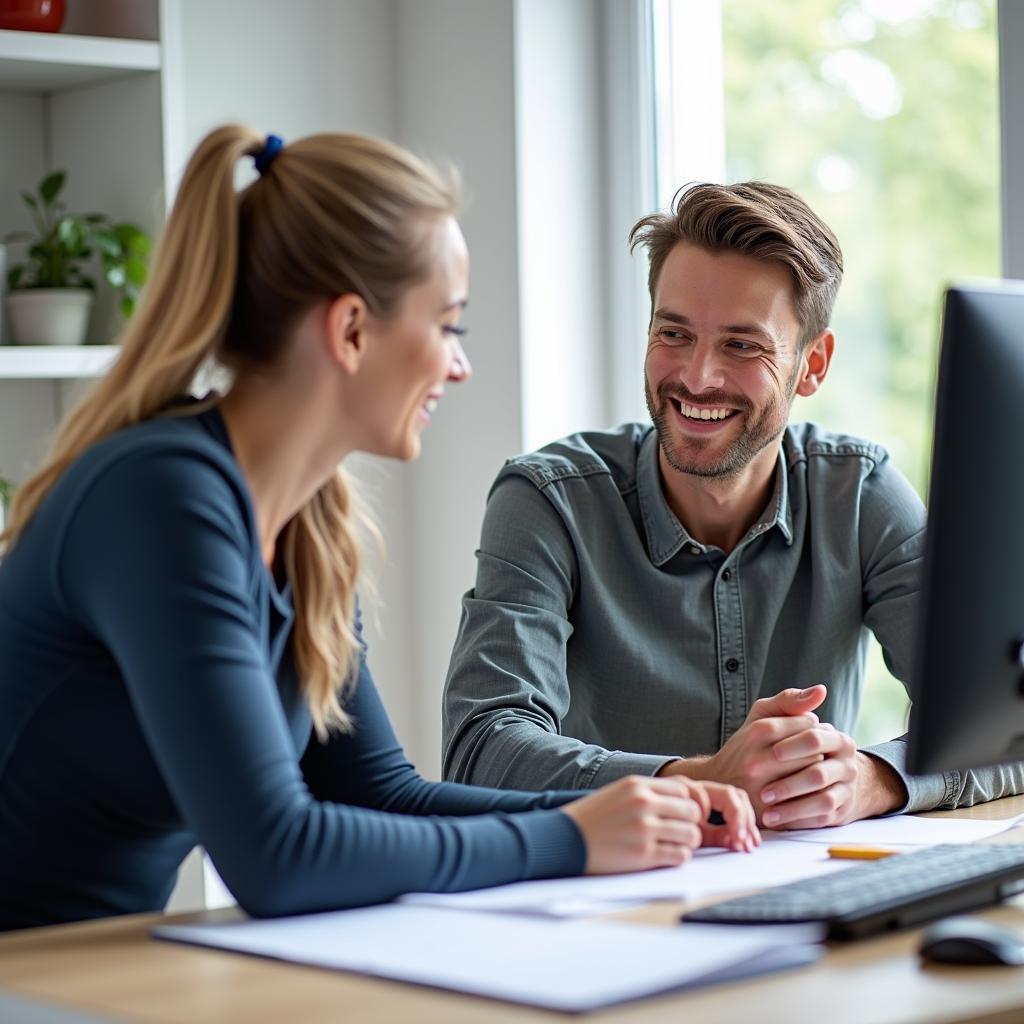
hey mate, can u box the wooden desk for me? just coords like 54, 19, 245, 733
5, 797, 1024, 1024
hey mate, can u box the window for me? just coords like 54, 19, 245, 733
652, 0, 1001, 745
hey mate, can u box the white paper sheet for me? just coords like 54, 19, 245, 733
679, 835, 847, 897
154, 907, 824, 1013
399, 814, 1024, 920
402, 834, 845, 916
779, 812, 1024, 847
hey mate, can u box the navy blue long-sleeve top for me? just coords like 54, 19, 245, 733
0, 405, 585, 931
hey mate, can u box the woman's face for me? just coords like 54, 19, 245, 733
360, 217, 471, 461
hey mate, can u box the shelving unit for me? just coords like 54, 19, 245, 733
0, 1, 166, 480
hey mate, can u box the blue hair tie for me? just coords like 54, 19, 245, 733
253, 134, 284, 177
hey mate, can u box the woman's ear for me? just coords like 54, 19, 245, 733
795, 328, 836, 398
326, 294, 370, 375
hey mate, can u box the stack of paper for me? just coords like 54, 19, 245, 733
155, 907, 824, 1012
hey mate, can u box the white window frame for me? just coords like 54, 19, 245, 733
650, 0, 725, 207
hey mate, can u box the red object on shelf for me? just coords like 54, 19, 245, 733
0, 0, 66, 33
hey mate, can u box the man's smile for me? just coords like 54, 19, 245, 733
672, 398, 738, 422
668, 396, 741, 433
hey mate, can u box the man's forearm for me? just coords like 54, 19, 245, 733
444, 718, 677, 791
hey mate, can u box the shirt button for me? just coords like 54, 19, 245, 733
725, 657, 740, 672
689, 546, 701, 555
722, 569, 732, 582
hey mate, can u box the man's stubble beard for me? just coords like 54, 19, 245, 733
645, 372, 797, 481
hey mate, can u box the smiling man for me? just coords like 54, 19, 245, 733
442, 182, 1023, 828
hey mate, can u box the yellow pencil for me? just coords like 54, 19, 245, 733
827, 845, 899, 861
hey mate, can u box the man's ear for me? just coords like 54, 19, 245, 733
326, 293, 370, 375
795, 328, 835, 398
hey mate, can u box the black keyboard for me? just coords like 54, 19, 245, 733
681, 843, 1024, 940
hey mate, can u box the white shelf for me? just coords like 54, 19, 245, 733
0, 345, 118, 379
0, 30, 159, 92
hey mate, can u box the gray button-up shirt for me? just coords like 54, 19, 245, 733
442, 421, 1024, 813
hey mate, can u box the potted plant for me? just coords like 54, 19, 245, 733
4, 171, 151, 346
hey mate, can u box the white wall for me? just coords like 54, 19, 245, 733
172, 0, 396, 147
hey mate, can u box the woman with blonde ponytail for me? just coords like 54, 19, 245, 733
0, 126, 756, 931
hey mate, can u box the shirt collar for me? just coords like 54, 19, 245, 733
759, 447, 794, 547
637, 429, 697, 565
637, 427, 793, 566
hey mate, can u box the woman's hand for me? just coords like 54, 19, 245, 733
561, 775, 758, 875
691, 778, 760, 852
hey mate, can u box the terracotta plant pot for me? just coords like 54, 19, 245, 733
7, 289, 93, 345
0, 0, 66, 33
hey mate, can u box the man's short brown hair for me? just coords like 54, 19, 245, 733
629, 181, 844, 346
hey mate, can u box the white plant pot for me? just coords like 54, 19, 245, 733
6, 289, 93, 346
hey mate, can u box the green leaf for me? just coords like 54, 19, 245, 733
120, 296, 135, 319
57, 217, 82, 250
2, 230, 34, 244
20, 191, 38, 210
105, 265, 126, 288
125, 256, 148, 286
90, 231, 121, 257
39, 171, 65, 205
7, 265, 25, 289
113, 222, 144, 247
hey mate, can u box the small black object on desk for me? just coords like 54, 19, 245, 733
919, 916, 1024, 966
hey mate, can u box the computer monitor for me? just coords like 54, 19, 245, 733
907, 280, 1024, 774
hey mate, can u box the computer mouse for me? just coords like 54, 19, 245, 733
919, 916, 1024, 966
